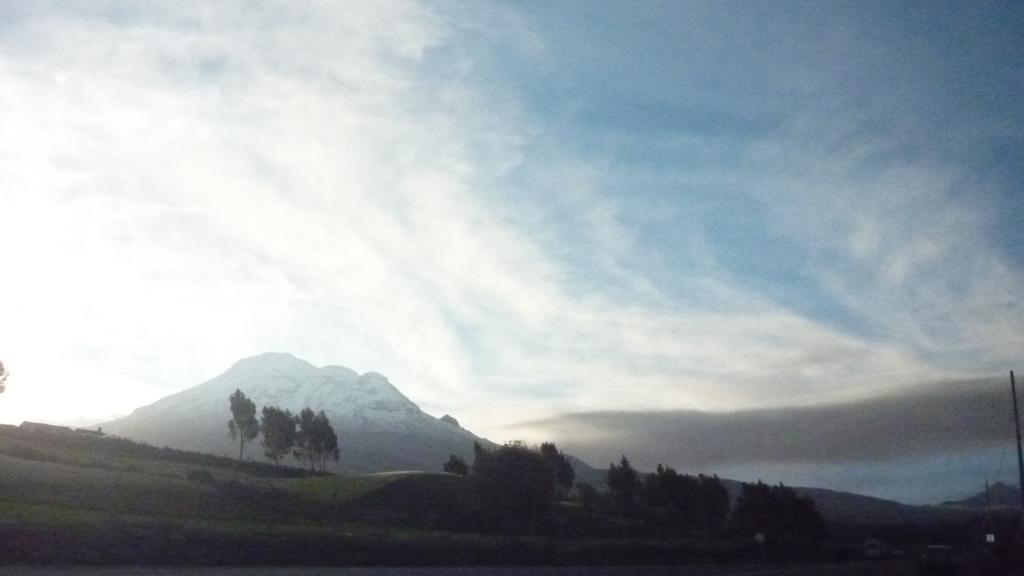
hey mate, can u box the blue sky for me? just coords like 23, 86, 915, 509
0, 1, 1022, 502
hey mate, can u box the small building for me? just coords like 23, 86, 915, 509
19, 421, 74, 434
864, 537, 889, 559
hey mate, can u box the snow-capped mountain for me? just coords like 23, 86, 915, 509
101, 352, 492, 472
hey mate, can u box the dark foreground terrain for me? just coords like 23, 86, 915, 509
4, 561, 919, 576
0, 425, 1018, 572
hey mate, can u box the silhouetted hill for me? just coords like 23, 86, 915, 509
717, 478, 977, 526
941, 481, 1021, 509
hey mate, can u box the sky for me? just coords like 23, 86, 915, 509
1, 1, 1022, 503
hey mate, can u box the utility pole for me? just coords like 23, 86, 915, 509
1012, 371, 1024, 526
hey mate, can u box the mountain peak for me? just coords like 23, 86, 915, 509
122, 352, 429, 429
358, 372, 399, 390
231, 352, 312, 370
320, 364, 360, 381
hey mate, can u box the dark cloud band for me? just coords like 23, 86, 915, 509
522, 377, 1015, 469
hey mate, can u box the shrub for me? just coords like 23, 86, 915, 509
185, 469, 216, 485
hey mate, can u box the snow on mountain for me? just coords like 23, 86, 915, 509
102, 352, 491, 472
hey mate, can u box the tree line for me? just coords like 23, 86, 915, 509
227, 389, 339, 471
604, 455, 825, 542
442, 446, 824, 542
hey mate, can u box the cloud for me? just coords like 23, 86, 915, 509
0, 0, 1020, 473
748, 119, 1024, 371
0, 1, 466, 422
511, 377, 1016, 470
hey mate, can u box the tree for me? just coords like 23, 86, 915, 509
640, 466, 730, 530
260, 406, 296, 466
642, 464, 682, 508
608, 455, 640, 508
0, 360, 7, 393
294, 408, 318, 471
641, 464, 698, 529
316, 411, 340, 472
471, 441, 557, 532
443, 453, 469, 476
539, 442, 575, 496
574, 481, 599, 510
294, 408, 339, 472
732, 481, 826, 543
227, 389, 259, 463
697, 474, 730, 529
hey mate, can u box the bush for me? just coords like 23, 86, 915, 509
732, 481, 826, 544
641, 466, 729, 531
185, 469, 216, 485
573, 482, 599, 509
608, 456, 640, 508
443, 454, 469, 476
471, 441, 557, 533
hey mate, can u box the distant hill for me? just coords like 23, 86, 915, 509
941, 481, 1021, 510
716, 479, 978, 526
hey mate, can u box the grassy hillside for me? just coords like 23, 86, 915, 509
0, 424, 436, 521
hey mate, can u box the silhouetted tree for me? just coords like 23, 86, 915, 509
641, 466, 731, 530
294, 408, 339, 472
471, 441, 557, 532
227, 389, 259, 463
260, 406, 296, 466
293, 408, 318, 471
443, 453, 469, 476
540, 442, 575, 496
608, 455, 641, 508
698, 474, 730, 529
316, 411, 339, 471
732, 481, 826, 543
574, 481, 599, 510
643, 464, 681, 507
641, 465, 696, 529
